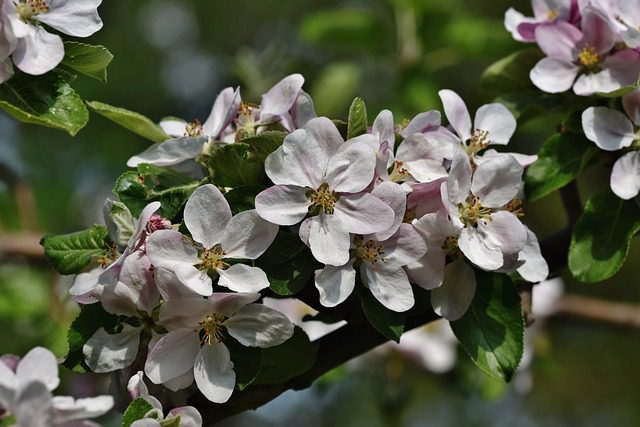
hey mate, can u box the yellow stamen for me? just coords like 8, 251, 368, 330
16, 0, 48, 21
307, 182, 339, 215
547, 9, 558, 21
185, 119, 203, 137
458, 196, 493, 227
199, 313, 225, 345
354, 237, 386, 269
578, 45, 600, 68
389, 160, 410, 182
200, 244, 228, 272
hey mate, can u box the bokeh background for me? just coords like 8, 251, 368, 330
1, 0, 639, 426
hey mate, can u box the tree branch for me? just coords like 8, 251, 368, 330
0, 232, 45, 259
553, 294, 640, 329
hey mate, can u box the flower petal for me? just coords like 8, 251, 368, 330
264, 129, 325, 187
14, 381, 53, 427
472, 154, 523, 208
623, 89, 640, 127
166, 406, 203, 427
193, 343, 235, 403
145, 329, 200, 384
315, 263, 356, 307
406, 246, 446, 290
82, 326, 140, 374
530, 57, 579, 93
217, 264, 270, 292
17, 346, 59, 391
611, 151, 640, 200
158, 298, 213, 330
458, 227, 504, 271
260, 74, 304, 119
324, 142, 376, 193
146, 230, 200, 268
372, 109, 395, 147
379, 223, 427, 266
126, 137, 206, 167
534, 21, 582, 60
473, 103, 517, 145
174, 263, 213, 297
581, 7, 616, 54
12, 25, 64, 75
483, 211, 528, 255
203, 87, 241, 138
155, 267, 203, 300
304, 117, 344, 160
363, 264, 414, 312
209, 292, 260, 317
220, 210, 278, 259
332, 193, 395, 235
371, 181, 407, 241
400, 110, 441, 138
439, 89, 472, 141
159, 119, 187, 137
431, 258, 476, 321
225, 304, 294, 348
447, 151, 472, 205
255, 185, 310, 226
184, 184, 231, 248
582, 106, 636, 151
517, 228, 549, 282
162, 369, 194, 392
36, 0, 103, 37
306, 215, 351, 266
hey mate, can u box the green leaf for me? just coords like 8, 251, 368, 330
254, 327, 316, 385
41, 225, 111, 275
226, 338, 263, 390
0, 71, 89, 135
525, 132, 597, 201
359, 288, 405, 343
239, 131, 287, 160
568, 191, 640, 283
0, 415, 16, 427
256, 231, 317, 296
209, 143, 266, 188
104, 199, 135, 247
121, 398, 153, 427
61, 42, 113, 83
450, 271, 524, 382
347, 97, 368, 139
224, 185, 264, 214
64, 303, 119, 372
87, 100, 169, 142
113, 164, 199, 218
481, 48, 543, 94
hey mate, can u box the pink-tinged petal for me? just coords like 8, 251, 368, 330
118, 252, 158, 313
260, 74, 304, 119
476, 149, 538, 167
413, 212, 460, 244
517, 228, 549, 282
83, 326, 140, 373
209, 292, 260, 317
193, 343, 235, 403
17, 347, 59, 391
130, 201, 162, 250
404, 159, 448, 183
406, 246, 446, 290
98, 282, 143, 317
0, 59, 13, 84
581, 8, 615, 54
472, 155, 523, 208
203, 87, 240, 138
458, 227, 504, 271
145, 329, 200, 384
166, 407, 202, 427
332, 193, 395, 235
378, 224, 427, 266
225, 304, 294, 348
126, 371, 148, 399
396, 133, 450, 173
325, 142, 376, 193
158, 298, 213, 330
573, 70, 618, 96
131, 419, 160, 427
590, 49, 640, 95
155, 267, 202, 300
400, 110, 441, 138
14, 381, 53, 427
159, 119, 187, 137
483, 211, 528, 255
447, 151, 472, 205
174, 263, 212, 297
530, 57, 580, 93
424, 127, 462, 159
69, 268, 103, 303
184, 184, 231, 248
162, 369, 194, 392
146, 230, 199, 268
304, 117, 344, 159
504, 8, 534, 42
289, 90, 316, 129
582, 107, 635, 151
371, 181, 407, 241
264, 129, 325, 187
307, 215, 351, 266
473, 103, 517, 145
431, 258, 476, 320
623, 90, 640, 127
315, 263, 356, 307
622, 28, 640, 49
372, 109, 395, 146
439, 89, 472, 141
12, 25, 64, 75
37, 0, 102, 37
217, 264, 270, 292
221, 210, 278, 259
127, 137, 206, 168
406, 179, 448, 218
363, 264, 414, 312
611, 152, 640, 200
255, 185, 310, 226
534, 21, 582, 60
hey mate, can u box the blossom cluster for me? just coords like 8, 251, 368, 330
506, 0, 640, 95
0, 0, 103, 83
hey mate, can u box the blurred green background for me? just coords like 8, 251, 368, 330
0, 0, 638, 425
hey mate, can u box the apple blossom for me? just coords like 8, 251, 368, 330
504, 0, 579, 42
144, 293, 294, 403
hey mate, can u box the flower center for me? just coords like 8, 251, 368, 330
16, 0, 48, 21
235, 103, 259, 140
389, 160, 410, 182
307, 182, 339, 215
354, 236, 386, 268
200, 244, 228, 272
547, 9, 558, 21
505, 198, 524, 218
458, 196, 493, 227
185, 119, 203, 137
199, 313, 226, 345
464, 129, 489, 156
97, 243, 119, 267
441, 235, 461, 257
578, 45, 600, 69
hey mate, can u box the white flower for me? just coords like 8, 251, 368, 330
144, 293, 294, 403
5, 0, 103, 75
0, 347, 113, 427
255, 117, 395, 266
146, 184, 278, 295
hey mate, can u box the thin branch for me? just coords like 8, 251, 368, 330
0, 232, 44, 258
553, 294, 640, 329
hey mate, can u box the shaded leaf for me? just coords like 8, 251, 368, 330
121, 398, 153, 427
87, 100, 169, 142
41, 225, 111, 275
224, 185, 264, 214
359, 288, 405, 342
254, 327, 316, 385
239, 131, 287, 161
209, 143, 266, 188
62, 42, 113, 83
226, 338, 262, 391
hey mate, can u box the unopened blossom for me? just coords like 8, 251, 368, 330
255, 117, 395, 266
582, 90, 640, 199
530, 7, 640, 95
0, 347, 113, 427
314, 224, 426, 312
3, 0, 103, 75
505, 0, 579, 42
145, 293, 294, 403
146, 184, 278, 295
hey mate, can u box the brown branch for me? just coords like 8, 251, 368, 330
553, 294, 640, 329
0, 232, 44, 258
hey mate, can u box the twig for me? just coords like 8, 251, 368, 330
0, 232, 44, 258
553, 294, 640, 329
